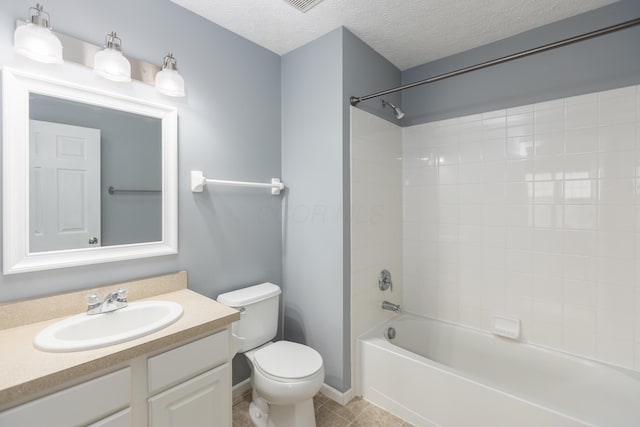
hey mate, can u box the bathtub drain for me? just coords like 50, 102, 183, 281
386, 327, 396, 340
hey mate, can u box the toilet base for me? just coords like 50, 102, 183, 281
249, 394, 316, 427
269, 398, 316, 427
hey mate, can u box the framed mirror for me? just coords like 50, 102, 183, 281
2, 67, 178, 274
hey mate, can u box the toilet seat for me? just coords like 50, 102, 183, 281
253, 341, 323, 381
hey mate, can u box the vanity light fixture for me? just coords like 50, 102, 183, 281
94, 32, 131, 82
13, 4, 63, 64
155, 53, 186, 97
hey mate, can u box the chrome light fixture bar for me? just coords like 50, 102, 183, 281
12, 5, 189, 94
94, 32, 131, 82
155, 53, 186, 97
13, 3, 63, 64
15, 19, 161, 85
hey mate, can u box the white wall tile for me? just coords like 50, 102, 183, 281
598, 205, 635, 232
566, 102, 598, 130
534, 132, 564, 156
459, 163, 485, 184
535, 108, 565, 135
598, 123, 636, 152
506, 136, 534, 159
506, 182, 534, 204
565, 153, 598, 180
564, 279, 596, 309
564, 327, 596, 358
399, 84, 640, 372
597, 336, 634, 369
534, 155, 564, 181
564, 205, 596, 230
599, 89, 636, 126
533, 181, 563, 204
482, 139, 506, 161
564, 230, 596, 256
564, 179, 597, 204
598, 178, 635, 204
439, 164, 459, 185
505, 159, 534, 182
599, 151, 636, 179
533, 229, 563, 253
459, 141, 483, 163
598, 232, 634, 259
565, 128, 598, 154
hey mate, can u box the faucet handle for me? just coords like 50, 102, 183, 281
87, 293, 101, 307
379, 269, 393, 292
116, 288, 127, 302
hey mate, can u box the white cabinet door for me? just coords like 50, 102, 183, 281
149, 363, 231, 427
29, 119, 101, 252
88, 408, 131, 427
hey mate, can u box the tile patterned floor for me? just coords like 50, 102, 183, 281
232, 391, 414, 427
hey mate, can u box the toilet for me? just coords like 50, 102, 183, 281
217, 283, 324, 427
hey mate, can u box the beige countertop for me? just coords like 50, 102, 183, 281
0, 272, 239, 409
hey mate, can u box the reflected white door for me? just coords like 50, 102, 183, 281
29, 120, 101, 252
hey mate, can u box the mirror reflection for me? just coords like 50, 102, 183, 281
29, 94, 162, 253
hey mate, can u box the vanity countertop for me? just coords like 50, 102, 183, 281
0, 272, 239, 409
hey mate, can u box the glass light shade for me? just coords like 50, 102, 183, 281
155, 68, 185, 97
94, 47, 131, 82
14, 23, 63, 64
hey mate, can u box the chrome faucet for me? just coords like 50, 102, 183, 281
87, 288, 128, 315
382, 300, 401, 313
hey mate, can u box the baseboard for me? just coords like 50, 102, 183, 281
320, 383, 356, 406
233, 378, 356, 407
232, 378, 252, 405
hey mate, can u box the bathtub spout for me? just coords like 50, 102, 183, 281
382, 301, 401, 313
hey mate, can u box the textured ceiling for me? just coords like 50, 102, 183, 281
170, 0, 618, 70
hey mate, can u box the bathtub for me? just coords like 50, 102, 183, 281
358, 313, 640, 427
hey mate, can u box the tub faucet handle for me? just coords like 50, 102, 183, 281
379, 269, 393, 292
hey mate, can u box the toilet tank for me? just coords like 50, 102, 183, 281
217, 283, 281, 353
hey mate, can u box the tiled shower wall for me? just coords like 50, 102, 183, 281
402, 85, 640, 371
350, 107, 403, 383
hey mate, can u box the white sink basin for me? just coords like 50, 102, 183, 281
34, 301, 183, 352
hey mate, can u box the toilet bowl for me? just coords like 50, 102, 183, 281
246, 341, 324, 426
217, 283, 325, 427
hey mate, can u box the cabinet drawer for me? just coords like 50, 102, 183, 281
148, 330, 228, 394
0, 367, 131, 427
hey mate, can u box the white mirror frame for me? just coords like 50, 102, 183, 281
2, 67, 178, 274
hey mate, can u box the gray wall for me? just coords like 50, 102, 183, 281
30, 94, 162, 246
1, 0, 282, 382
281, 27, 400, 392
282, 27, 345, 391
402, 0, 640, 126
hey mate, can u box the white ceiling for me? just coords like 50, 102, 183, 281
170, 0, 618, 71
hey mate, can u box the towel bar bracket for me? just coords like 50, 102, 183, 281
190, 170, 285, 195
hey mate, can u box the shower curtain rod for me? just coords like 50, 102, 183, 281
350, 17, 640, 107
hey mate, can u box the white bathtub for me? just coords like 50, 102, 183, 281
358, 313, 640, 427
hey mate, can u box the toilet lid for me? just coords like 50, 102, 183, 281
254, 341, 323, 379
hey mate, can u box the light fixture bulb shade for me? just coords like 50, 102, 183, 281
155, 68, 185, 97
14, 23, 63, 64
94, 48, 131, 82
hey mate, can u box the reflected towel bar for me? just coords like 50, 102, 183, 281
190, 170, 285, 195
108, 186, 161, 195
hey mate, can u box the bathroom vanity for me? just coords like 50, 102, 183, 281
0, 272, 239, 426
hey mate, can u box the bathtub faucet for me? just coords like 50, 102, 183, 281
382, 301, 401, 313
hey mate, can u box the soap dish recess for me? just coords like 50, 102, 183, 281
491, 315, 520, 339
